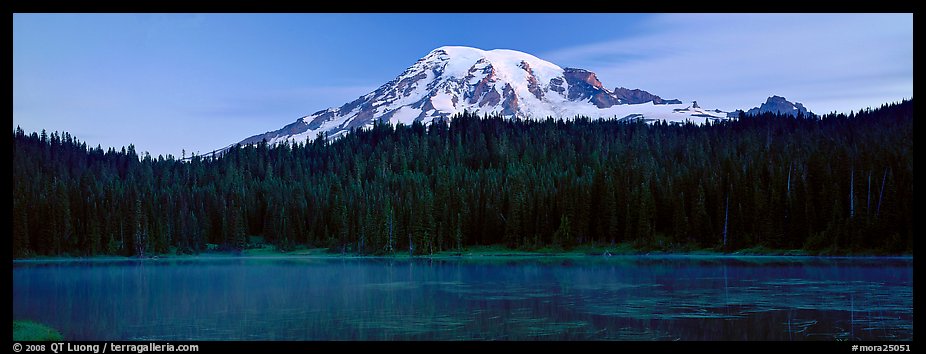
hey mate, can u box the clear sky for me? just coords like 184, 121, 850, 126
13, 13, 912, 158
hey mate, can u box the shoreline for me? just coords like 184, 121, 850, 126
12, 245, 913, 263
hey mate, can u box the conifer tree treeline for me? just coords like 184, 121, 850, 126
12, 100, 913, 257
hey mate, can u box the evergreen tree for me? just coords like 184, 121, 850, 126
9, 100, 913, 257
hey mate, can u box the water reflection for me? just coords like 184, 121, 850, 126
13, 256, 912, 340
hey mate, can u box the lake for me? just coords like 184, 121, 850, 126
12, 255, 913, 341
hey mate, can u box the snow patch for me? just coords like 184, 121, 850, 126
430, 92, 456, 112
389, 106, 422, 126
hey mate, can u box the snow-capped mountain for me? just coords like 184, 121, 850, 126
239, 46, 730, 146
744, 95, 812, 116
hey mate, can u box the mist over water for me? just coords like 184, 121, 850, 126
13, 256, 912, 341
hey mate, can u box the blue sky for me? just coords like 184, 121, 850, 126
13, 13, 912, 157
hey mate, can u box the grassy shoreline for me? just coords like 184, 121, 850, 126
13, 243, 912, 262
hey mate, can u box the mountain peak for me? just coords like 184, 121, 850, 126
432, 46, 559, 66
613, 87, 683, 105
422, 46, 564, 84
237, 47, 729, 146
745, 95, 812, 116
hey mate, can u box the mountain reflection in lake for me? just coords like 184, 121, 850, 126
13, 256, 912, 341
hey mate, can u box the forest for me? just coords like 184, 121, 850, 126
11, 99, 912, 257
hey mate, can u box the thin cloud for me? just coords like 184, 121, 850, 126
542, 14, 912, 113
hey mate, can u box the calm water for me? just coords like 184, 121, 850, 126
12, 256, 912, 341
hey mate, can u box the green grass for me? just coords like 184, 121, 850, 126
732, 246, 810, 256
13, 321, 63, 341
